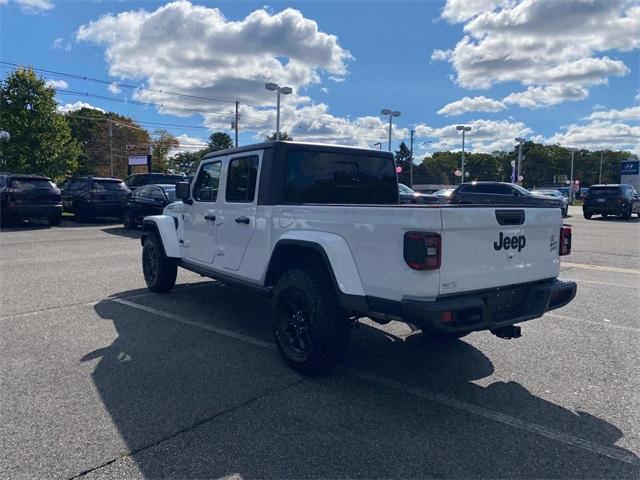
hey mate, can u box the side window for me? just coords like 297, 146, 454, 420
226, 156, 259, 203
137, 186, 151, 199
124, 176, 135, 187
193, 161, 222, 202
0, 176, 5, 187
150, 188, 165, 201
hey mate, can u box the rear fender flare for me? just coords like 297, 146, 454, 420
269, 231, 365, 297
141, 215, 180, 258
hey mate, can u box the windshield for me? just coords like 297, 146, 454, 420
149, 174, 185, 184
93, 180, 128, 191
589, 187, 619, 196
9, 178, 56, 190
511, 184, 531, 196
434, 189, 453, 196
534, 190, 560, 197
398, 183, 414, 194
161, 186, 177, 201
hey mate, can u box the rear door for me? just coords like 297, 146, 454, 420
215, 154, 260, 271
439, 207, 561, 295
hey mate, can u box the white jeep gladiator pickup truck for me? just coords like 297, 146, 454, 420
140, 141, 576, 373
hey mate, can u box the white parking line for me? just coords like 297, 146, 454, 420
560, 277, 639, 289
109, 297, 639, 467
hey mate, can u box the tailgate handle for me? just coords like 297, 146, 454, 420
495, 209, 525, 225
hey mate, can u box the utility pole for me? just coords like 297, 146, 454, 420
109, 119, 114, 177
234, 101, 239, 147
515, 137, 525, 185
409, 129, 415, 188
570, 148, 575, 202
380, 109, 401, 152
599, 150, 604, 184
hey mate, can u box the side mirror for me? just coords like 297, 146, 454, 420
176, 182, 192, 204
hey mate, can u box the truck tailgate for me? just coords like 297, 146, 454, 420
439, 207, 561, 295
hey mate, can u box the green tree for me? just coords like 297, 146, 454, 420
265, 131, 293, 142
168, 150, 202, 175
151, 129, 179, 172
65, 108, 151, 178
0, 67, 80, 179
206, 132, 233, 152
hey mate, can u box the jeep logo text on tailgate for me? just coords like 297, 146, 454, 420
494, 232, 526, 252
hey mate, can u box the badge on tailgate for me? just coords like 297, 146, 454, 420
493, 232, 526, 252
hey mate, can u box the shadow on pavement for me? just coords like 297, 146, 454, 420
87, 283, 639, 479
588, 215, 640, 223
101, 225, 143, 239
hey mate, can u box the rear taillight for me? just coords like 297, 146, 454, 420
560, 226, 572, 256
404, 232, 441, 270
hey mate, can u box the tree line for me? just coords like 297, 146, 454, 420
0, 67, 635, 187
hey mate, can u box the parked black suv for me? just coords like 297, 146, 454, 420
124, 172, 185, 193
61, 177, 130, 222
449, 182, 565, 210
0, 173, 63, 226
123, 184, 176, 229
583, 184, 639, 220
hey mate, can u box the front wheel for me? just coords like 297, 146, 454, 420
142, 234, 177, 293
273, 268, 351, 374
583, 211, 592, 219
622, 206, 632, 220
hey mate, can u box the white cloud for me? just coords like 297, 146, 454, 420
46, 79, 68, 90
51, 37, 64, 49
585, 105, 640, 122
107, 82, 121, 94
546, 120, 640, 154
437, 96, 506, 116
4, 0, 54, 14
169, 134, 207, 156
503, 85, 588, 109
76, 1, 352, 110
430, 49, 451, 62
57, 101, 105, 114
435, 0, 640, 108
441, 0, 511, 23
414, 118, 532, 153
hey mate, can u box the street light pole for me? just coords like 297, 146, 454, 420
569, 148, 575, 202
456, 125, 471, 183
515, 137, 525, 185
109, 119, 114, 177
265, 83, 292, 141
381, 109, 401, 152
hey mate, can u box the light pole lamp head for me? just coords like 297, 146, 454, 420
456, 125, 471, 132
279, 86, 293, 95
515, 137, 525, 143
265, 82, 278, 91
392, 111, 401, 117
381, 109, 392, 115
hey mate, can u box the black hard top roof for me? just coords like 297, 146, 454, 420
201, 141, 394, 161
589, 184, 622, 188
72, 176, 123, 181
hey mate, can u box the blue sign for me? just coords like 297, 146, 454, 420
621, 160, 639, 175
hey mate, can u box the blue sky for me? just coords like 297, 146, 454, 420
1, 0, 639, 156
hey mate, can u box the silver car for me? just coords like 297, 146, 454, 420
532, 189, 569, 217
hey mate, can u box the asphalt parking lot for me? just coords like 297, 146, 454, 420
1, 206, 639, 479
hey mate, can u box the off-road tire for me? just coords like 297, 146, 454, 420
583, 211, 592, 219
142, 233, 177, 293
48, 214, 62, 226
123, 209, 137, 229
272, 268, 351, 374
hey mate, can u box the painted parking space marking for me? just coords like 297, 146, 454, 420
109, 297, 640, 467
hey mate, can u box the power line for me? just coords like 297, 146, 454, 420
0, 61, 238, 105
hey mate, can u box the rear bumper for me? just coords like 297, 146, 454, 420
400, 279, 577, 334
583, 204, 624, 214
86, 202, 127, 216
2, 204, 62, 219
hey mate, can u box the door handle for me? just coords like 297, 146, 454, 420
235, 216, 250, 224
204, 214, 216, 222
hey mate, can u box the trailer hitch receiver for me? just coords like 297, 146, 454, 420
490, 325, 522, 339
